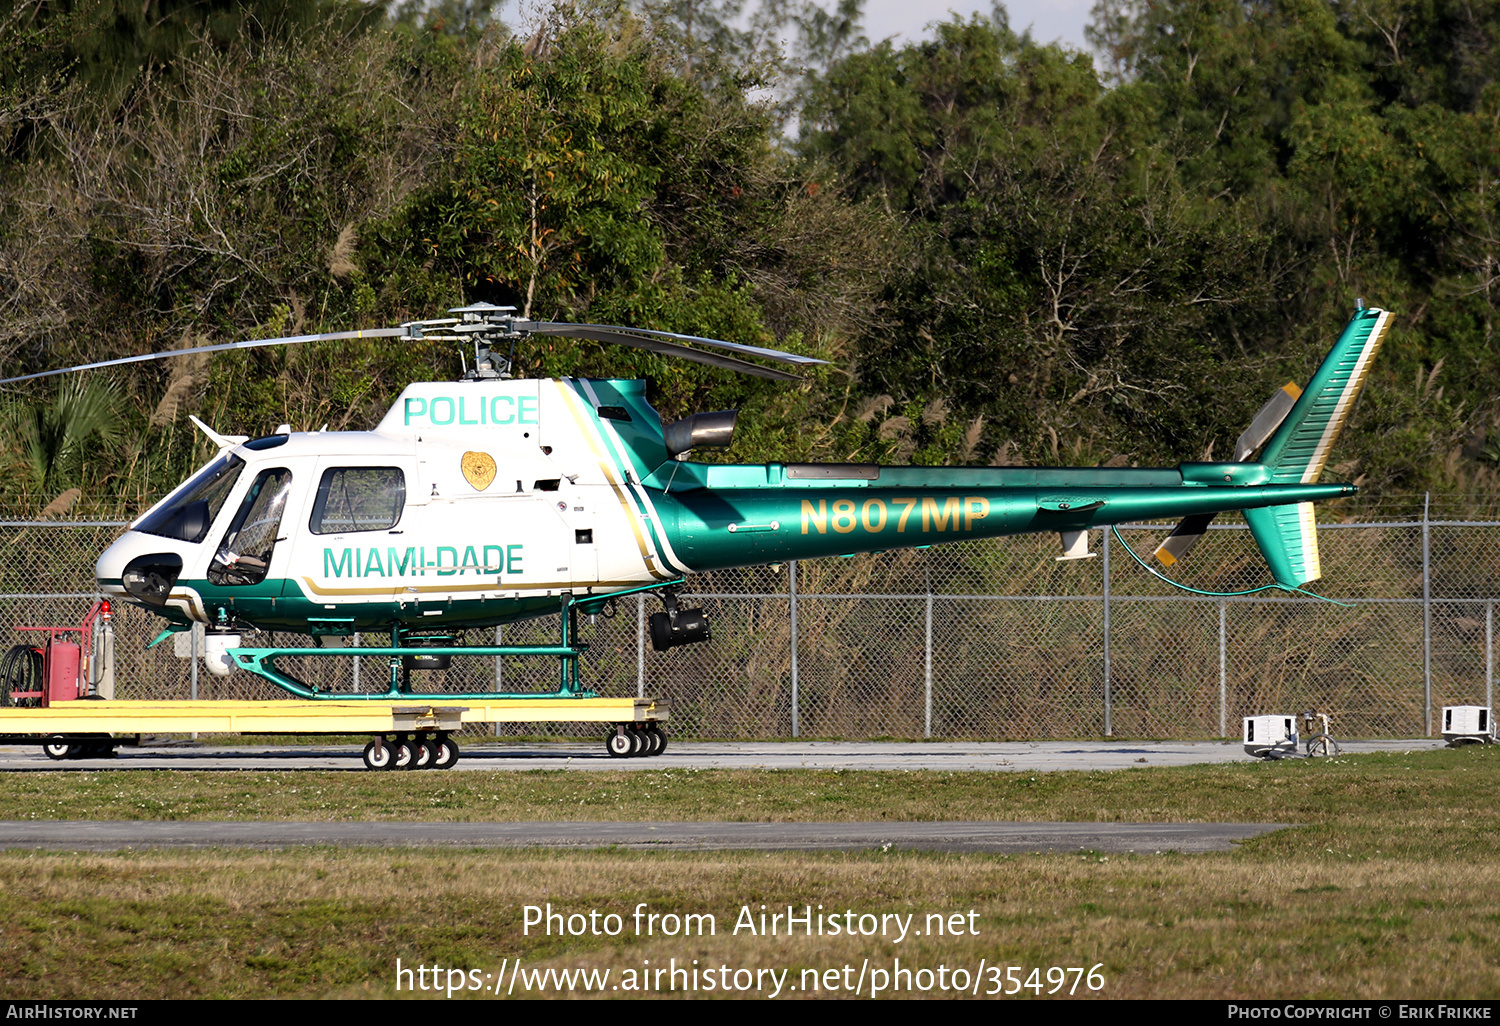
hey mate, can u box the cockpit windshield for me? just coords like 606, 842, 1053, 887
134, 453, 246, 543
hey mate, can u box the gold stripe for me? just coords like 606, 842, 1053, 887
1298, 502, 1322, 583
1301, 311, 1391, 483
553, 381, 669, 579
299, 577, 648, 598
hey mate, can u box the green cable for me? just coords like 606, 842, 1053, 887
1109, 526, 1354, 608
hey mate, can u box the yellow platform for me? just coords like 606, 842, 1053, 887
0, 696, 668, 735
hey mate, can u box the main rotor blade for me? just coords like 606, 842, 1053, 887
0, 327, 411, 387
532, 323, 828, 367
534, 326, 804, 381
0, 313, 824, 387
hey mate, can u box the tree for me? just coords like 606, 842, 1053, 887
801, 16, 1287, 467
1088, 0, 1500, 499
0, 378, 124, 502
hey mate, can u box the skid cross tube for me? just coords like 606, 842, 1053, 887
229, 644, 592, 700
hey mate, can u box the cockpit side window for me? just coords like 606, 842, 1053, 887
208, 468, 292, 586
309, 467, 406, 535
135, 454, 245, 543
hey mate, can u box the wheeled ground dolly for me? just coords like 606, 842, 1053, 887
0, 697, 671, 769
362, 732, 461, 770
605, 722, 668, 758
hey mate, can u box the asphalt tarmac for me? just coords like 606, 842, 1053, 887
0, 736, 1445, 773
0, 737, 1443, 854
0, 819, 1287, 854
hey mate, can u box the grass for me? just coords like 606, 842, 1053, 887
0, 748, 1497, 999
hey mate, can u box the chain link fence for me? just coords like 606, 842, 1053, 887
3, 497, 1496, 739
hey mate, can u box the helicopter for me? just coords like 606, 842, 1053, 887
1, 302, 1389, 731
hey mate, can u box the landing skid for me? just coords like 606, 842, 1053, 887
227, 593, 639, 701
229, 643, 595, 700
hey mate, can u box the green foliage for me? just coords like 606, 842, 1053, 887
1087, 0, 1500, 497
2, 0, 1500, 513
424, 14, 668, 314
801, 17, 1287, 467
0, 379, 125, 502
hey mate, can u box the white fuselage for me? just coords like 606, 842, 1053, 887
96, 379, 690, 628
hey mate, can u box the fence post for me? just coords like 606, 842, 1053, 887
1423, 492, 1432, 736
789, 559, 799, 738
352, 632, 361, 693
1219, 599, 1228, 738
636, 596, 645, 698
1102, 527, 1112, 737
924, 581, 934, 740
1488, 600, 1493, 717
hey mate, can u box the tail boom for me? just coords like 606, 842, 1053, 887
663, 479, 1354, 571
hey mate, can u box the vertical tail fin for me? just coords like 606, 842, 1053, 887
1248, 307, 1393, 587
1259, 307, 1393, 484
1244, 501, 1322, 587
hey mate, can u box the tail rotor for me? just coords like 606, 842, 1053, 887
1152, 306, 1393, 587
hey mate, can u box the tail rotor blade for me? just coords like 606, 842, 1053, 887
1153, 512, 1218, 568
1234, 383, 1302, 462
1158, 381, 1301, 568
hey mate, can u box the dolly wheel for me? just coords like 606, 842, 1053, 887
42, 739, 70, 761
647, 725, 667, 757
433, 738, 460, 770
362, 740, 393, 771
606, 728, 633, 758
